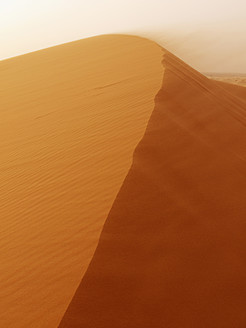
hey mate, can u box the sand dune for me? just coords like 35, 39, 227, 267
214, 80, 246, 104
2, 34, 246, 327
0, 35, 163, 327
59, 47, 246, 326
153, 26, 246, 73
208, 74, 246, 87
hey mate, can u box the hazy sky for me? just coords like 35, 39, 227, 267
1, 0, 246, 71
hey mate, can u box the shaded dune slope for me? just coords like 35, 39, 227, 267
0, 35, 163, 327
214, 80, 246, 103
59, 50, 246, 327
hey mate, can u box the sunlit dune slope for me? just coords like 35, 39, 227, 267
0, 35, 163, 328
59, 51, 246, 327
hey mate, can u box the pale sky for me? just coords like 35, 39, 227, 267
1, 0, 246, 72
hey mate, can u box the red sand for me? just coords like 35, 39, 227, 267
59, 48, 246, 327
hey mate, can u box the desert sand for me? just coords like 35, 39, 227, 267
207, 74, 246, 87
0, 35, 163, 327
2, 34, 246, 328
59, 45, 246, 327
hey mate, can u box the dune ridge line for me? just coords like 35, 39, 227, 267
0, 35, 164, 328
59, 40, 246, 328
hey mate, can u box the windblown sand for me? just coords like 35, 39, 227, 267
59, 44, 246, 327
1, 35, 246, 328
207, 74, 246, 87
0, 35, 163, 327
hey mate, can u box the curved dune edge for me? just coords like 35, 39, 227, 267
59, 48, 246, 327
0, 35, 164, 327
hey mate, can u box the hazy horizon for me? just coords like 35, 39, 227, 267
1, 0, 246, 72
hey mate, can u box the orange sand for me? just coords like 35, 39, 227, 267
59, 48, 246, 327
208, 74, 246, 87
0, 35, 163, 327
213, 80, 246, 102
2, 34, 246, 328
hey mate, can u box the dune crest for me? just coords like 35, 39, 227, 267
59, 47, 246, 327
0, 35, 163, 327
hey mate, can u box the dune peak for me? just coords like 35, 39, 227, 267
59, 38, 246, 328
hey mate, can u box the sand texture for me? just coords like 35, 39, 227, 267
207, 74, 246, 87
0, 35, 163, 327
2, 34, 246, 327
59, 48, 246, 327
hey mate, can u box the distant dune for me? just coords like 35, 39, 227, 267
1, 35, 246, 328
59, 43, 246, 327
207, 74, 246, 87
0, 35, 163, 327
153, 26, 246, 73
